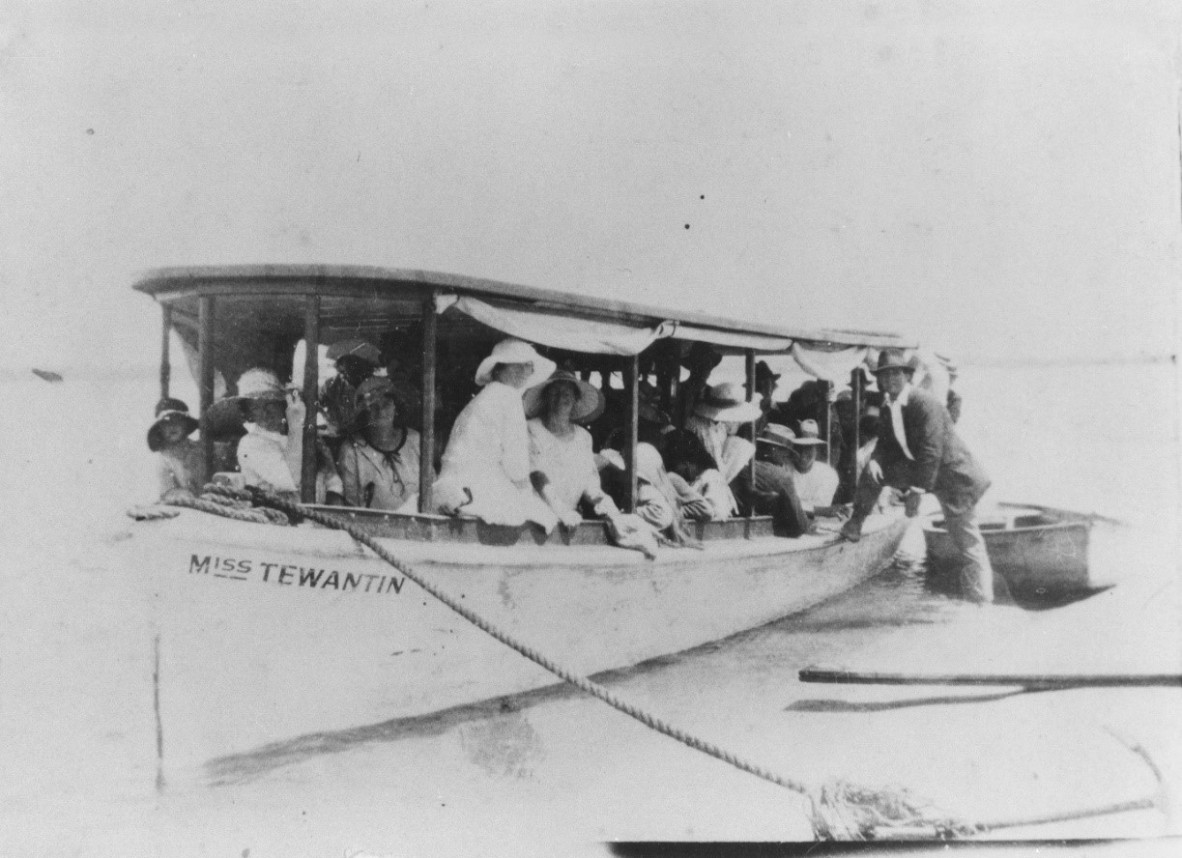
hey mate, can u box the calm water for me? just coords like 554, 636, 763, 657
0, 359, 1177, 854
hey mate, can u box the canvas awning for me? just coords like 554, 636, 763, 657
438, 294, 669, 355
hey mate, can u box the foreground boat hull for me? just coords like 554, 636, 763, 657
125, 511, 908, 782
923, 503, 1094, 597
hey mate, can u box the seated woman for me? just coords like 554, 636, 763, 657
432, 338, 559, 529
684, 382, 760, 516
147, 398, 202, 500
661, 429, 730, 521
230, 368, 343, 503
523, 370, 620, 529
337, 377, 428, 512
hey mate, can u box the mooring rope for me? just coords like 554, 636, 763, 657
175, 485, 1163, 840
229, 486, 979, 840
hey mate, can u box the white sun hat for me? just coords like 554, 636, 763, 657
473, 338, 556, 388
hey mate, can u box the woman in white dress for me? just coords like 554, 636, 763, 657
523, 370, 619, 529
433, 338, 558, 529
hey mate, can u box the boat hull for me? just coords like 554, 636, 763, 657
125, 510, 909, 781
922, 503, 1093, 597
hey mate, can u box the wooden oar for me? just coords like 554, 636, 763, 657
799, 668, 1182, 688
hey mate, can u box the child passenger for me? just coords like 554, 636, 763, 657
147, 398, 202, 499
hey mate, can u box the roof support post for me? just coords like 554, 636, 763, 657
419, 291, 438, 513
197, 295, 216, 489
622, 354, 639, 512
300, 294, 321, 503
819, 379, 833, 464
850, 366, 863, 486
745, 350, 757, 516
159, 304, 172, 402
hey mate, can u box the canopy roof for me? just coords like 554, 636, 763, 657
133, 264, 914, 353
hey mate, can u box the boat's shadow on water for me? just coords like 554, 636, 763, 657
205, 550, 1110, 785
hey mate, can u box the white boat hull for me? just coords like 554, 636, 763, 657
124, 510, 909, 782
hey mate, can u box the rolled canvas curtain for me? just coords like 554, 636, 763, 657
663, 321, 793, 354
790, 342, 869, 383
439, 294, 668, 356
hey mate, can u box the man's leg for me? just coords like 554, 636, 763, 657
839, 469, 884, 542
940, 500, 994, 604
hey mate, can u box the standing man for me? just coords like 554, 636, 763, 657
840, 349, 995, 603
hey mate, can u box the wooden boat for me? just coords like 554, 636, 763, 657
125, 265, 914, 781
922, 502, 1095, 597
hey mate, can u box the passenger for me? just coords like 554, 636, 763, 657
754, 360, 781, 432
320, 339, 382, 439
774, 379, 842, 465
523, 370, 620, 528
787, 419, 842, 517
673, 342, 723, 426
629, 443, 709, 545
685, 382, 761, 516
731, 424, 810, 537
147, 398, 202, 499
337, 377, 427, 512
232, 368, 344, 504
663, 429, 730, 521
596, 387, 702, 526
433, 338, 559, 529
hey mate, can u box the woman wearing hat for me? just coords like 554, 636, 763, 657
524, 370, 620, 529
232, 368, 344, 504
433, 338, 559, 529
684, 381, 761, 517
148, 398, 201, 499
337, 377, 428, 512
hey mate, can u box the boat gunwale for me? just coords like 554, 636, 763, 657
922, 502, 1097, 537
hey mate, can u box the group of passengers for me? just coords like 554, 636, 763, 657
147, 335, 859, 542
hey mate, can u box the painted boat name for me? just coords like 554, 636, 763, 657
189, 554, 405, 595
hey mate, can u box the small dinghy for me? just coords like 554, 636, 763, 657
923, 502, 1096, 598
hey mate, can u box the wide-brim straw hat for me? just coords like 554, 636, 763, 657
523, 370, 604, 422
147, 400, 199, 451
326, 338, 381, 366
756, 423, 795, 450
473, 338, 556, 388
694, 382, 762, 423
789, 418, 827, 446
871, 348, 917, 375
231, 367, 288, 402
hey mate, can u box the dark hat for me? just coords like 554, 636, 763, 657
353, 376, 398, 412
147, 399, 199, 451
872, 348, 917, 375
523, 370, 604, 422
755, 361, 781, 384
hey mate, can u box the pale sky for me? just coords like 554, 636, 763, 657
2, 0, 1180, 371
